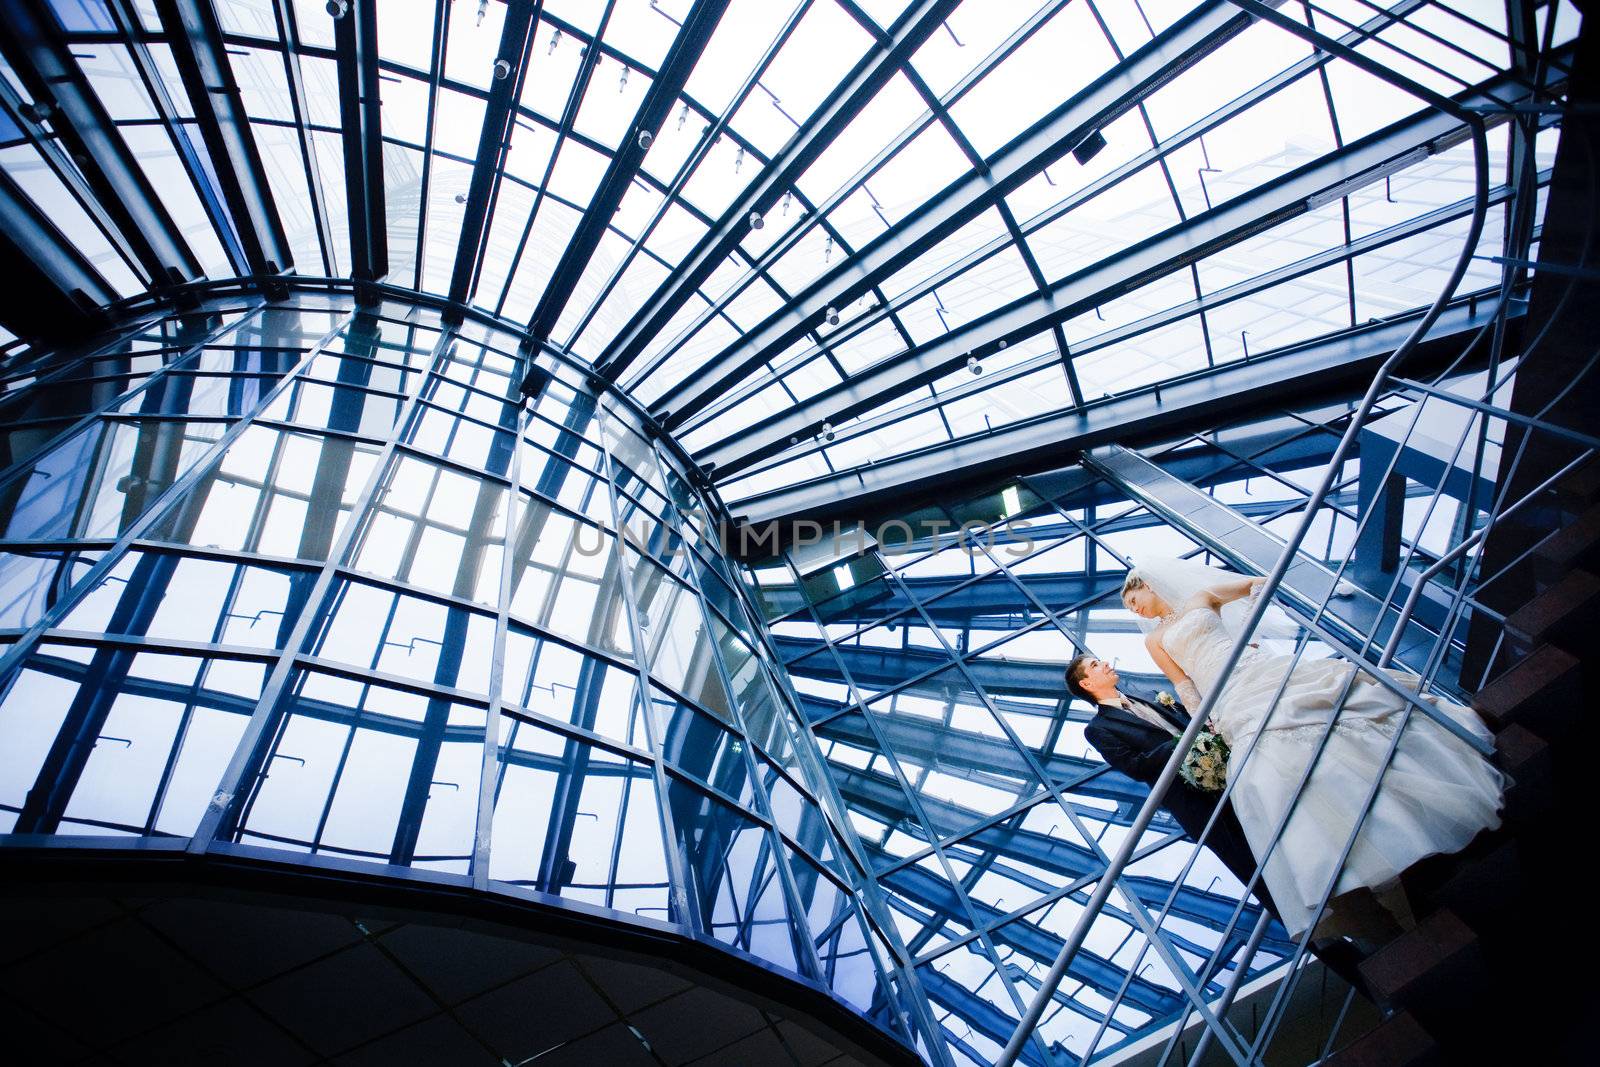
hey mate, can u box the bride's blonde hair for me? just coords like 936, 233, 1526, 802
1120, 572, 1148, 608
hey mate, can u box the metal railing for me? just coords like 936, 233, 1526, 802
993, 2, 1591, 1063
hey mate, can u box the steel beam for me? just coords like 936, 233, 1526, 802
0, 0, 203, 294
657, 0, 1264, 427
522, 0, 731, 366
444, 0, 542, 316
594, 0, 961, 382
703, 63, 1556, 481
768, 175, 1528, 470
273, 0, 338, 277
684, 0, 1432, 436
334, 0, 387, 297
0, 168, 115, 343
154, 0, 295, 289
732, 294, 1516, 525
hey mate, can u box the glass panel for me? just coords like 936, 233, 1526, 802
0, 549, 103, 630
648, 684, 753, 808
489, 712, 672, 918
501, 625, 643, 748
348, 452, 509, 605
0, 643, 263, 837
0, 418, 227, 541
147, 424, 381, 562
666, 776, 801, 973
231, 670, 485, 872
506, 500, 632, 657
629, 555, 732, 721
305, 579, 496, 697
55, 550, 314, 651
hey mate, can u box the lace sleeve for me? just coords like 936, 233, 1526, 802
1176, 679, 1204, 714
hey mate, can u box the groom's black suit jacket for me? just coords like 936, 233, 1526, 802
1084, 687, 1276, 918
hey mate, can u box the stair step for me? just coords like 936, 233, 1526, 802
1359, 910, 1488, 1020
1534, 502, 1600, 573
1556, 457, 1600, 510
1495, 723, 1555, 824
1422, 839, 1526, 935
1472, 643, 1582, 733
1326, 1011, 1440, 1067
1505, 568, 1600, 649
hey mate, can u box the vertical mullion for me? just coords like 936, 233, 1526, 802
471, 354, 527, 891
589, 397, 699, 935
658, 457, 829, 984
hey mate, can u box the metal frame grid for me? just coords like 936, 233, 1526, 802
749, 299, 1590, 1064
0, 290, 928, 1058
0, 0, 1578, 520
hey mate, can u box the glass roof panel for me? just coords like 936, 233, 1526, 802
0, 0, 1573, 522
945, 0, 1120, 157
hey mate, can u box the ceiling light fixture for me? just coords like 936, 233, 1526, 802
493, 58, 512, 80
637, 129, 654, 150
748, 210, 764, 231
1072, 129, 1107, 165
824, 306, 839, 326
325, 0, 347, 16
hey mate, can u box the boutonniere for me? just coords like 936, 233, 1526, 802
1156, 691, 1176, 708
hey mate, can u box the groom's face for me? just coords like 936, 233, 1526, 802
1080, 657, 1118, 696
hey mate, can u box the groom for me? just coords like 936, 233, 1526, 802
1066, 653, 1275, 916
1067, 653, 1381, 994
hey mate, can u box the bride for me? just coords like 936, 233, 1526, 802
1125, 557, 1505, 940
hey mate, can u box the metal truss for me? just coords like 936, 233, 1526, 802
0, 0, 202, 295
594, 0, 962, 383
701, 59, 1563, 484
658, 0, 1268, 429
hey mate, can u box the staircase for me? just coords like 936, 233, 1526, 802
1328, 462, 1598, 1065
1076, 439, 1597, 1064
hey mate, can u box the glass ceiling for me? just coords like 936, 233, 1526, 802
0, 0, 1580, 510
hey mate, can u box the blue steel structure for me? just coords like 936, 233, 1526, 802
0, 291, 921, 1059
0, 0, 1586, 1064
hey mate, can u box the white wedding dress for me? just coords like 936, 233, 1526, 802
1160, 605, 1505, 938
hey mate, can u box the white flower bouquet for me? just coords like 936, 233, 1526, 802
1180, 721, 1230, 792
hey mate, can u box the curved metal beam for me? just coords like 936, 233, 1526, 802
0, 0, 203, 294
657, 0, 1266, 429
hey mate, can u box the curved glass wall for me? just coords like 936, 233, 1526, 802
0, 290, 920, 1051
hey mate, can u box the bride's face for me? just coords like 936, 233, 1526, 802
1124, 585, 1169, 619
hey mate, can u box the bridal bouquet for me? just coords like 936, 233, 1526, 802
1180, 721, 1230, 792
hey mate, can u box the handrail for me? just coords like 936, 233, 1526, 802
1378, 452, 1595, 669
1084, 447, 1497, 753
1389, 375, 1600, 452
993, 1, 1491, 1060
